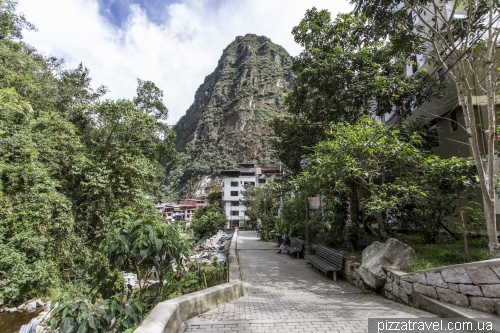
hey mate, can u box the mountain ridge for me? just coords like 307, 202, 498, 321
166, 33, 294, 198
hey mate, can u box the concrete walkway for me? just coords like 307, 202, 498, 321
184, 231, 435, 333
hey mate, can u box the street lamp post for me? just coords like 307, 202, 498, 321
300, 158, 312, 255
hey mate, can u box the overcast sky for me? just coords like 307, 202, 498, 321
17, 0, 353, 125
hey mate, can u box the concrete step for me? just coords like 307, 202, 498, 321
414, 293, 500, 331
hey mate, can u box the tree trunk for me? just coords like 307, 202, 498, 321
483, 0, 500, 257
455, 64, 500, 258
375, 212, 389, 240
457, 188, 469, 262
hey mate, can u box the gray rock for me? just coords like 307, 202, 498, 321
400, 275, 415, 283
414, 273, 427, 284
393, 283, 409, 304
436, 287, 469, 307
358, 238, 417, 290
470, 297, 500, 313
459, 284, 483, 296
384, 282, 393, 292
26, 301, 37, 312
9, 307, 17, 313
385, 291, 397, 301
36, 299, 44, 307
426, 272, 448, 288
400, 280, 414, 295
414, 283, 438, 299
481, 285, 500, 298
391, 270, 408, 284
491, 267, 500, 279
467, 267, 500, 285
448, 283, 460, 292
441, 267, 472, 284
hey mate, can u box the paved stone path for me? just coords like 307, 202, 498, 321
184, 231, 435, 333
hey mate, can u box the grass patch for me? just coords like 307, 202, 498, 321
398, 234, 490, 272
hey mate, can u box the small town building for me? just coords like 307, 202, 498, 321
155, 199, 207, 225
220, 163, 282, 228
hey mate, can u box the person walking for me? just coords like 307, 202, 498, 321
277, 233, 290, 254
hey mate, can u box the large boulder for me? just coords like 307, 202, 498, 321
358, 238, 417, 291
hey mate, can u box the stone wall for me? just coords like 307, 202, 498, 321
343, 258, 500, 314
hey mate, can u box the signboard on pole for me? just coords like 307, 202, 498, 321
308, 195, 325, 210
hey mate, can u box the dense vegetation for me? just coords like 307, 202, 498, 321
252, 7, 492, 266
0, 0, 178, 307
191, 191, 226, 239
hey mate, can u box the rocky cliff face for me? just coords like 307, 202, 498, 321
166, 34, 294, 198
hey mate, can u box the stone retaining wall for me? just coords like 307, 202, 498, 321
343, 258, 500, 314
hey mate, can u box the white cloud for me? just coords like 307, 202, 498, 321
16, 0, 353, 124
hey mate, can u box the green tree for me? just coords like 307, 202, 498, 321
353, 0, 500, 258
240, 183, 281, 238
49, 208, 191, 333
296, 117, 433, 240
271, 8, 442, 173
0, 0, 35, 40
0, 88, 87, 305
191, 211, 226, 239
0, 1, 179, 306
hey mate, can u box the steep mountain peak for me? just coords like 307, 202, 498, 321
167, 34, 294, 198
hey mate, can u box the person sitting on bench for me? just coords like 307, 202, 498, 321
277, 233, 290, 254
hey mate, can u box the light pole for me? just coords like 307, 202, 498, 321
300, 158, 312, 255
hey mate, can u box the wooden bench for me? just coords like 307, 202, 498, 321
304, 244, 344, 281
283, 238, 304, 259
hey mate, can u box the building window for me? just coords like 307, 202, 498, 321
230, 191, 239, 196
450, 110, 458, 132
231, 201, 239, 206
407, 12, 414, 31
244, 181, 255, 187
231, 210, 239, 216
258, 179, 266, 184
410, 55, 418, 75
428, 120, 440, 148
231, 181, 238, 187
438, 68, 445, 83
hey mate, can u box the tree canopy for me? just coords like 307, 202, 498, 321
0, 1, 177, 306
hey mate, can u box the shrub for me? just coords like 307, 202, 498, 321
191, 211, 226, 239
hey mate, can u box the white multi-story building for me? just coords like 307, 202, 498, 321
220, 163, 281, 228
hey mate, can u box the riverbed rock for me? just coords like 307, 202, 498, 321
9, 307, 18, 313
358, 238, 417, 290
26, 301, 37, 312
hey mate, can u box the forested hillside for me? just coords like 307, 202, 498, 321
166, 34, 294, 198
0, 1, 176, 306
